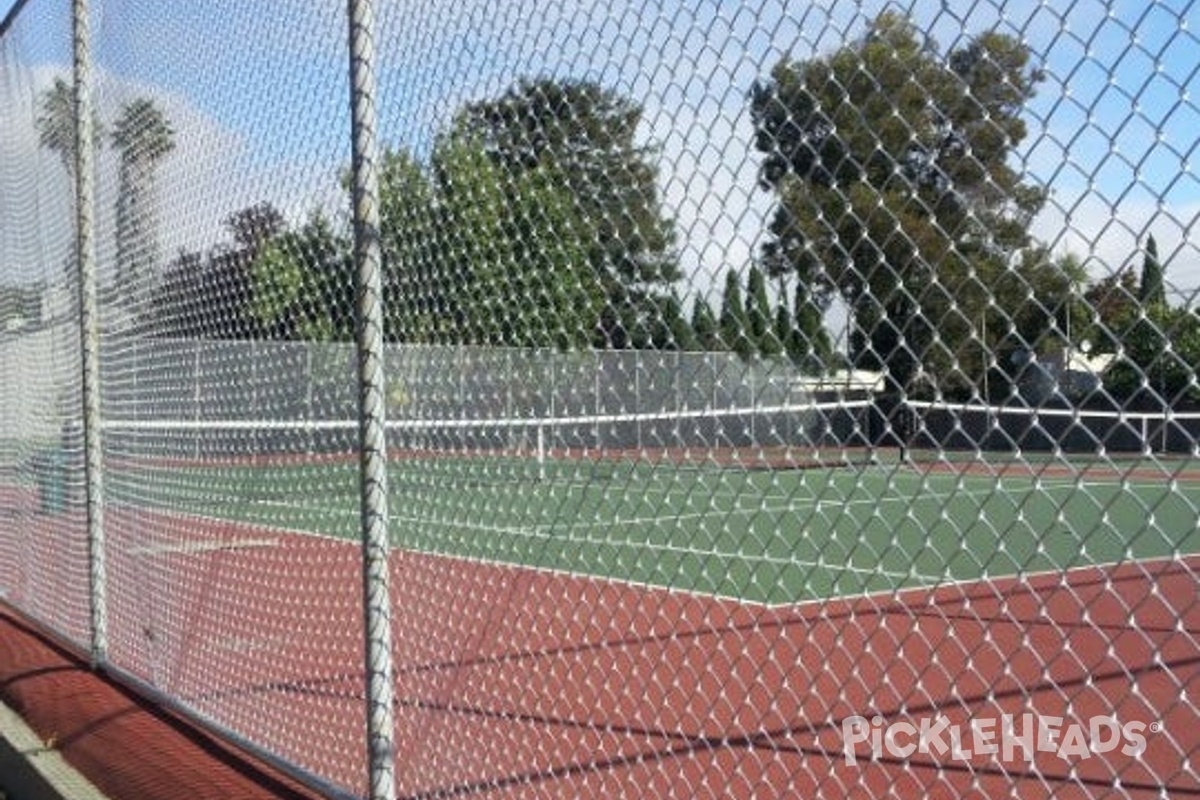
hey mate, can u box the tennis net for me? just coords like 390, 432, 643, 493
100, 399, 1200, 484
897, 400, 1200, 463
98, 401, 882, 480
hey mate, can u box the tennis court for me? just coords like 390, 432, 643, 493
12, 413, 1167, 797
111, 443, 1200, 606
1, 398, 1195, 796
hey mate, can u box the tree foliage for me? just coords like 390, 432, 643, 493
1139, 235, 1165, 308
375, 149, 446, 342
750, 11, 1050, 396
690, 296, 721, 351
36, 78, 83, 175
745, 265, 778, 356
149, 203, 285, 339
1095, 237, 1196, 406
1104, 306, 1200, 406
110, 98, 176, 163
452, 78, 680, 348
239, 79, 687, 349
251, 214, 353, 341
226, 202, 286, 253
789, 283, 834, 373
691, 266, 834, 368
718, 269, 754, 359
0, 284, 44, 330
1083, 269, 1140, 355
428, 135, 603, 349
35, 76, 105, 291
245, 136, 609, 348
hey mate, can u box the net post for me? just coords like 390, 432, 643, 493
73, 0, 106, 668
537, 423, 546, 482
346, 0, 396, 797
860, 401, 880, 466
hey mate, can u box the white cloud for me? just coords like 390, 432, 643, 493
91, 74, 249, 258
1033, 194, 1200, 304
0, 58, 345, 292
641, 41, 775, 303
90, 70, 347, 272
0, 63, 77, 285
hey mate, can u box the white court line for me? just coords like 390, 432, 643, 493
122, 504, 1200, 613
128, 537, 280, 557
548, 483, 1039, 532
758, 553, 1200, 611
393, 510, 920, 585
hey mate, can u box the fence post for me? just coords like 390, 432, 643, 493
345, 0, 396, 797
72, 0, 106, 667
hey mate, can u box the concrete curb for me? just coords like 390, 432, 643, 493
0, 701, 109, 800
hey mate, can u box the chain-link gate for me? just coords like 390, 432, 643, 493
1, 0, 1197, 797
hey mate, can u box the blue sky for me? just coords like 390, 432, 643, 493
3, 0, 1198, 306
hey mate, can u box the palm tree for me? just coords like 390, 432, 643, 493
36, 76, 107, 315
36, 77, 78, 175
36, 76, 106, 176
111, 98, 175, 315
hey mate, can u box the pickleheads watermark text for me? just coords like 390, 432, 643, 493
842, 714, 1157, 765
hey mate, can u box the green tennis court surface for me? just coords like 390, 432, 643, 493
110, 456, 1200, 605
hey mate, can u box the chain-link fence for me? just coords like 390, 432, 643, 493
1, 0, 1198, 798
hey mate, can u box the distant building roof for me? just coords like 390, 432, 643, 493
1045, 347, 1115, 376
792, 369, 885, 394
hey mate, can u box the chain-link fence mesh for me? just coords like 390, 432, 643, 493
1, 0, 1198, 797
0, 0, 92, 647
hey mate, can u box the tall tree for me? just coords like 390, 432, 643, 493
789, 283, 834, 372
1047, 251, 1090, 350
750, 12, 1047, 397
1139, 234, 1165, 308
225, 202, 285, 255
376, 148, 446, 343
431, 136, 602, 349
111, 98, 175, 317
36, 77, 82, 176
251, 138, 603, 348
1101, 240, 1193, 407
690, 296, 721, 351
641, 292, 697, 351
1083, 269, 1140, 355
773, 303, 794, 361
719, 269, 753, 359
978, 246, 1089, 393
148, 203, 285, 339
251, 213, 353, 341
452, 78, 679, 348
745, 265, 778, 356
1104, 305, 1200, 406
36, 76, 104, 294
